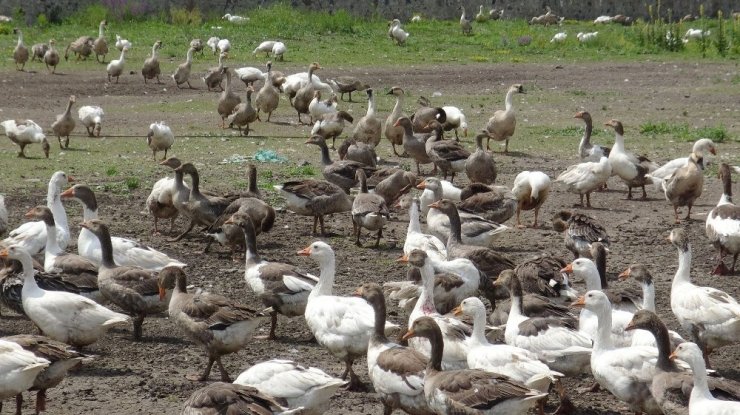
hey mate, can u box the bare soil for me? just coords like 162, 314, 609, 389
0, 60, 738, 414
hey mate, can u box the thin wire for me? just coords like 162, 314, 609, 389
50, 133, 310, 139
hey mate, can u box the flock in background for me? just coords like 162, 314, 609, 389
1, 6, 740, 415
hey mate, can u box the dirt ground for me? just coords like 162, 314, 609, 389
0, 59, 739, 414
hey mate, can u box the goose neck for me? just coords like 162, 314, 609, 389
720, 172, 733, 205
43, 221, 62, 255
592, 304, 614, 351
151, 43, 158, 58
582, 118, 593, 145
311, 254, 336, 297
370, 296, 389, 342
366, 94, 376, 117
475, 134, 485, 151
416, 262, 437, 315
581, 266, 603, 291
185, 48, 193, 64
98, 23, 105, 38
445, 207, 464, 243
689, 358, 713, 401
224, 70, 232, 89
243, 224, 261, 267
173, 170, 186, 190
16, 31, 23, 45
400, 122, 414, 141
318, 142, 333, 166
392, 93, 404, 116
672, 245, 692, 287
426, 326, 444, 372
187, 170, 201, 195
96, 228, 116, 268
19, 254, 39, 291
652, 322, 675, 370
612, 132, 625, 153
247, 167, 258, 194
504, 88, 516, 111
48, 188, 69, 237
359, 172, 368, 193
64, 98, 74, 116
408, 201, 422, 234
641, 282, 655, 312
118, 48, 126, 61
469, 309, 488, 345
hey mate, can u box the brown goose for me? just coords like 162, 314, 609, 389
705, 163, 740, 275
292, 62, 321, 124
575, 111, 610, 161
352, 170, 390, 247
51, 95, 76, 149
43, 40, 60, 74
254, 62, 280, 122
4, 334, 86, 415
12, 28, 29, 71
203, 52, 227, 92
355, 283, 431, 415
425, 125, 471, 182
141, 40, 162, 84
172, 47, 195, 89
217, 68, 241, 129
312, 111, 353, 150
274, 179, 352, 236
183, 382, 291, 414
331, 76, 369, 101
485, 84, 524, 152
402, 316, 546, 414
428, 199, 515, 280
465, 132, 497, 184
64, 36, 93, 61
410, 96, 446, 134
625, 310, 740, 415
305, 134, 376, 193
228, 215, 316, 340
31, 42, 49, 62
551, 210, 610, 259
158, 267, 268, 382
396, 117, 435, 174
655, 151, 704, 223
92, 20, 108, 63
80, 220, 172, 341
337, 137, 377, 167
352, 89, 382, 147
226, 86, 258, 136
458, 184, 517, 224
372, 169, 417, 206
384, 86, 407, 156
172, 163, 237, 242
205, 165, 275, 255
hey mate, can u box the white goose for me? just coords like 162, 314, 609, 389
0, 246, 129, 347
0, 339, 50, 412
308, 90, 337, 123
670, 342, 740, 415
388, 19, 409, 45
401, 198, 447, 262
511, 170, 551, 227
403, 249, 471, 370
271, 41, 286, 60
419, 178, 461, 215
222, 13, 249, 24
605, 119, 658, 199
233, 359, 344, 415
705, 163, 740, 275
252, 40, 276, 56
78, 105, 104, 137
441, 105, 468, 140
572, 291, 663, 414
114, 34, 131, 51
1, 119, 50, 158
493, 270, 592, 377
555, 156, 611, 208
106, 47, 127, 83
146, 121, 174, 161
61, 184, 186, 271
454, 297, 563, 393
298, 241, 397, 390
668, 228, 740, 366
1, 171, 72, 255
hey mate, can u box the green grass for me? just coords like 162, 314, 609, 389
1, 3, 737, 72
640, 121, 731, 142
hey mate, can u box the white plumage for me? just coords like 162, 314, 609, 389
511, 170, 551, 227
402, 198, 447, 262
222, 14, 249, 24
106, 47, 127, 83
419, 179, 461, 215
217, 38, 231, 54
114, 34, 131, 51
308, 91, 337, 123
233, 359, 345, 415
271, 41, 286, 61
556, 156, 611, 207
78, 106, 104, 137
1, 171, 71, 255
389, 19, 409, 45
0, 246, 130, 347
252, 40, 275, 55
206, 36, 220, 54
0, 339, 50, 402
550, 32, 567, 43
577, 32, 598, 42
650, 138, 716, 181
146, 121, 174, 161
594, 15, 613, 24
671, 342, 740, 415
683, 28, 710, 40
441, 105, 468, 139
1, 119, 50, 158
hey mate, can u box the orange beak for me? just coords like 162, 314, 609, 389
571, 296, 586, 308
158, 286, 167, 301
393, 119, 401, 128
79, 221, 91, 230
0, 249, 8, 258
452, 305, 463, 317
669, 350, 678, 361
396, 254, 409, 263
416, 181, 426, 190
618, 268, 631, 281
67, 175, 74, 183
560, 263, 574, 274
224, 218, 235, 225
401, 328, 415, 341
574, 113, 582, 119
352, 287, 363, 297
60, 187, 75, 199
624, 320, 636, 331
304, 139, 314, 144
297, 247, 311, 256
24, 209, 35, 219
428, 201, 441, 210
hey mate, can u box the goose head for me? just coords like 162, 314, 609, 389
24, 205, 54, 224
304, 134, 327, 147
79, 219, 109, 237
693, 138, 716, 155
402, 315, 441, 341
159, 157, 182, 170
452, 296, 486, 319
50, 171, 73, 193
669, 342, 703, 367
387, 86, 404, 96
396, 248, 428, 268
571, 290, 611, 315
624, 309, 662, 333
354, 282, 384, 305
0, 245, 32, 262
510, 83, 525, 94
174, 162, 197, 176
618, 264, 653, 286
157, 266, 186, 299
573, 110, 591, 122
427, 198, 457, 216
60, 184, 97, 211
560, 258, 600, 286
392, 116, 412, 129
604, 119, 624, 135
297, 241, 335, 263
667, 228, 689, 252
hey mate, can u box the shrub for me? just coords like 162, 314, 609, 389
36, 14, 49, 29
171, 7, 201, 26
65, 4, 108, 27
714, 11, 729, 57
125, 177, 140, 190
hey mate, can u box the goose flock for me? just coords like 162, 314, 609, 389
1, 11, 739, 415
